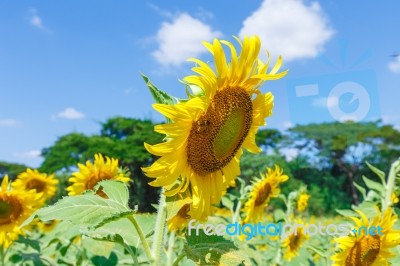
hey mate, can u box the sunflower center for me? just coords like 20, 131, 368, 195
289, 233, 302, 250
26, 179, 46, 192
254, 183, 272, 206
178, 204, 191, 219
345, 235, 380, 266
187, 87, 252, 176
0, 196, 23, 225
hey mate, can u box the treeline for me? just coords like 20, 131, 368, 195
1, 118, 399, 214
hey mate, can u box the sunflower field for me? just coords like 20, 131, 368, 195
1, 35, 400, 266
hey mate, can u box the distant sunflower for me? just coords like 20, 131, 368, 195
243, 165, 288, 223
143, 36, 287, 220
36, 220, 59, 233
391, 193, 399, 205
0, 176, 40, 248
12, 169, 58, 204
296, 193, 310, 212
67, 153, 130, 196
331, 207, 400, 266
168, 203, 191, 232
282, 219, 309, 261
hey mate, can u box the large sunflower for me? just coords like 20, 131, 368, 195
12, 169, 58, 204
331, 207, 400, 266
143, 36, 287, 220
242, 165, 288, 223
0, 176, 40, 248
67, 153, 130, 196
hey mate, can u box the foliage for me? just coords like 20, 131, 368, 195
0, 161, 27, 179
39, 117, 164, 211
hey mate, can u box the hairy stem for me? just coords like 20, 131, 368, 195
384, 158, 400, 211
166, 231, 176, 266
151, 188, 167, 265
128, 215, 154, 263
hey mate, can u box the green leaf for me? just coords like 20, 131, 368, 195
91, 252, 119, 266
22, 194, 131, 228
185, 230, 251, 266
94, 180, 130, 208
366, 161, 386, 185
362, 175, 385, 196
221, 196, 234, 211
22, 181, 132, 228
273, 209, 286, 222
141, 73, 175, 105
82, 236, 115, 257
16, 236, 41, 252
335, 209, 357, 217
83, 214, 156, 248
353, 182, 367, 200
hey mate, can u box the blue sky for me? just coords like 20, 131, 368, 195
1, 0, 400, 167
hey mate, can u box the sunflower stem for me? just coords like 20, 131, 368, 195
128, 215, 154, 263
166, 231, 176, 266
0, 246, 4, 266
120, 241, 139, 266
383, 158, 400, 211
151, 188, 167, 265
171, 253, 186, 266
232, 199, 243, 223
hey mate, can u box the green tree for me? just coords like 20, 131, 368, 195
289, 120, 400, 206
40, 117, 163, 211
0, 161, 27, 180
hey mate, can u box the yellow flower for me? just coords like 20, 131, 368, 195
391, 193, 398, 205
331, 207, 400, 266
36, 220, 59, 233
243, 165, 288, 223
12, 169, 58, 204
167, 203, 191, 232
212, 206, 231, 217
0, 176, 40, 248
282, 220, 309, 261
67, 153, 130, 196
297, 193, 310, 212
143, 36, 287, 220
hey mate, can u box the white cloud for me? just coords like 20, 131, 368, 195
13, 150, 41, 159
239, 0, 334, 62
0, 119, 21, 127
283, 121, 293, 129
29, 8, 44, 29
152, 13, 222, 66
55, 108, 85, 120
388, 56, 400, 74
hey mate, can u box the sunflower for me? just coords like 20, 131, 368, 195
143, 36, 287, 220
282, 219, 309, 261
36, 220, 59, 233
331, 207, 400, 266
296, 193, 310, 212
12, 169, 58, 204
167, 203, 191, 232
242, 165, 288, 223
67, 153, 130, 196
391, 193, 398, 205
0, 176, 40, 248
